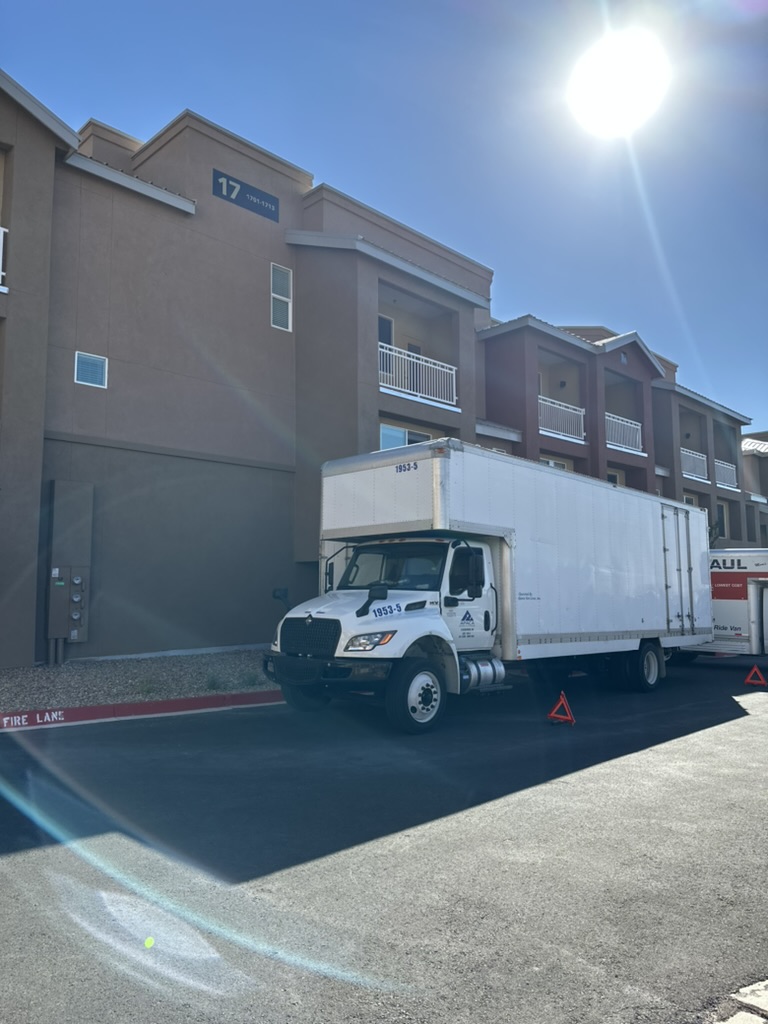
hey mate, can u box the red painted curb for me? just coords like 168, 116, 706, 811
0, 689, 285, 732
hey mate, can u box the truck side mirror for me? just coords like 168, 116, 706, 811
355, 583, 388, 618
324, 561, 334, 592
272, 587, 290, 611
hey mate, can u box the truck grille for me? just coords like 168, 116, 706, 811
280, 617, 341, 658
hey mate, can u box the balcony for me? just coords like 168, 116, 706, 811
681, 447, 709, 481
378, 343, 457, 406
714, 459, 738, 489
605, 412, 643, 451
539, 395, 585, 441
0, 226, 7, 293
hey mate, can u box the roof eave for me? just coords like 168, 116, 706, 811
0, 68, 79, 150
652, 380, 752, 424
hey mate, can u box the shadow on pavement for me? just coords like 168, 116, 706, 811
0, 656, 764, 881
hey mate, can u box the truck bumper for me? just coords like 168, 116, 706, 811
263, 653, 393, 689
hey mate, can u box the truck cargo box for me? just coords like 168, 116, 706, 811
321, 439, 712, 651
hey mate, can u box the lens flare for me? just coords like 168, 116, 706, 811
567, 28, 672, 137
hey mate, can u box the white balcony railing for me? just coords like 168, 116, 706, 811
681, 447, 709, 480
715, 459, 738, 488
539, 395, 585, 440
605, 412, 643, 451
378, 343, 457, 406
0, 226, 8, 293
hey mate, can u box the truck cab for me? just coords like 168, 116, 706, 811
264, 536, 505, 732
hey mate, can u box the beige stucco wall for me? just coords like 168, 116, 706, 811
0, 92, 59, 668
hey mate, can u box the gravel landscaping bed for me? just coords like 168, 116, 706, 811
0, 647, 274, 713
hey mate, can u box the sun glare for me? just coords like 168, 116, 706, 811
567, 28, 672, 138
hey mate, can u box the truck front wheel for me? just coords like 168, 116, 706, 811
281, 682, 331, 712
625, 641, 663, 692
385, 659, 446, 734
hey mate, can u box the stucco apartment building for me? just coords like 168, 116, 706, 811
0, 69, 760, 669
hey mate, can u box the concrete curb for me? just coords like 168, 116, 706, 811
0, 689, 285, 732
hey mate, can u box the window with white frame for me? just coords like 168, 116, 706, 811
606, 468, 626, 486
271, 263, 292, 331
682, 493, 698, 507
378, 315, 393, 346
378, 315, 394, 380
539, 456, 572, 471
379, 423, 431, 450
75, 352, 108, 388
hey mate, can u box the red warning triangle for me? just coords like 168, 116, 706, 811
547, 690, 575, 725
745, 665, 767, 687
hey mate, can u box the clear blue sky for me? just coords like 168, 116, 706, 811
3, 0, 767, 428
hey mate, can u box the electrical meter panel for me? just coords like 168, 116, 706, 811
48, 566, 90, 643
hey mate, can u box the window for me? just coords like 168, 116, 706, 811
378, 315, 393, 346
338, 543, 446, 592
379, 315, 394, 380
716, 501, 729, 539
746, 505, 757, 543
607, 469, 626, 487
682, 493, 698, 507
271, 264, 292, 331
380, 424, 431, 450
540, 457, 572, 471
74, 352, 108, 388
449, 547, 485, 595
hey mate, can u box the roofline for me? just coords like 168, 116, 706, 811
594, 331, 665, 376
78, 118, 143, 147
285, 230, 490, 309
742, 439, 768, 456
652, 379, 751, 424
133, 110, 313, 186
478, 315, 593, 348
478, 317, 665, 375
64, 153, 196, 214
303, 183, 494, 277
0, 68, 79, 150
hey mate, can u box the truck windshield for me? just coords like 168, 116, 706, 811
337, 543, 447, 591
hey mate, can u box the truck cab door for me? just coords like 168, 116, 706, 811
441, 543, 496, 651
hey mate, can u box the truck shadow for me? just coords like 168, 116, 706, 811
0, 657, 764, 882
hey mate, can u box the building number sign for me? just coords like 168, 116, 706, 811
212, 169, 279, 222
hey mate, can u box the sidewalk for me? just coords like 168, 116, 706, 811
0, 646, 283, 732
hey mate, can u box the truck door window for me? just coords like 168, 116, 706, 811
449, 548, 484, 595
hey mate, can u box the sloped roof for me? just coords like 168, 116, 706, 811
653, 379, 751, 424
743, 438, 768, 456
478, 315, 665, 375
0, 68, 79, 149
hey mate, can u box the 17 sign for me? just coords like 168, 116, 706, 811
212, 169, 279, 222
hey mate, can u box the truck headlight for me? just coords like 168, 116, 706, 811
344, 631, 397, 652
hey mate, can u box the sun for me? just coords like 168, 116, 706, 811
567, 28, 672, 138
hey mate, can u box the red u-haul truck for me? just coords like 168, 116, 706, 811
701, 549, 768, 656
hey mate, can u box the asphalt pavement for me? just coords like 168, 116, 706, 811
1, 656, 766, 1024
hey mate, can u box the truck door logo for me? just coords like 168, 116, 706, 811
461, 611, 474, 623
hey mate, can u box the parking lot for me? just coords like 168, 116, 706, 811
1, 657, 767, 1024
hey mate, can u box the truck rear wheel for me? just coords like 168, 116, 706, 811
385, 659, 446, 734
281, 682, 331, 712
625, 641, 663, 691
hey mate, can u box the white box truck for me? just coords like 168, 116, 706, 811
688, 549, 768, 658
264, 439, 713, 732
